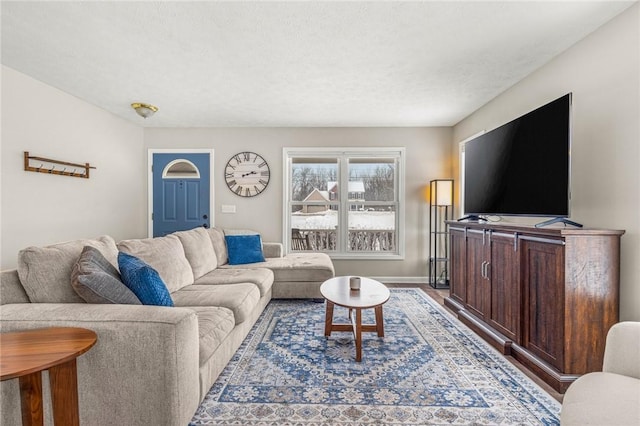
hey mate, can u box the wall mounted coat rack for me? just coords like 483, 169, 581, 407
24, 151, 96, 179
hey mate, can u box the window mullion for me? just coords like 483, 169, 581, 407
338, 157, 349, 253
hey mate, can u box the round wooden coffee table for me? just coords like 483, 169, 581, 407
320, 276, 390, 361
0, 327, 97, 426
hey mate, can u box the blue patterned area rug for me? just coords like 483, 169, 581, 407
190, 288, 560, 425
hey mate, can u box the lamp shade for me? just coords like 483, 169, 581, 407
433, 179, 453, 206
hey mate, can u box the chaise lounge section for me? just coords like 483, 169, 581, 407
0, 227, 334, 425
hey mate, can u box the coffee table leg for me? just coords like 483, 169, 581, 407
375, 305, 385, 337
49, 358, 80, 426
324, 300, 335, 336
19, 372, 44, 426
355, 308, 363, 362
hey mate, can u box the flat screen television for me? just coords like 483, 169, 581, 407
462, 93, 577, 227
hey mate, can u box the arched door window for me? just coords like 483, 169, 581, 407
162, 159, 200, 179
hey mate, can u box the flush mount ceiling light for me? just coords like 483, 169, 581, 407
131, 102, 158, 119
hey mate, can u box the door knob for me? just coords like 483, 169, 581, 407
202, 223, 209, 229
203, 214, 208, 219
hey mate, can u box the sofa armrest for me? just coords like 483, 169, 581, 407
0, 303, 200, 426
263, 242, 283, 258
603, 321, 640, 379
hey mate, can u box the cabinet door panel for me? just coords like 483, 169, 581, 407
449, 229, 467, 303
489, 234, 520, 342
522, 240, 565, 370
465, 232, 489, 321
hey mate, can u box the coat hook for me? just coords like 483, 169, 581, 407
24, 153, 94, 179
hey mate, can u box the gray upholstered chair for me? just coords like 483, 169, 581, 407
561, 321, 640, 425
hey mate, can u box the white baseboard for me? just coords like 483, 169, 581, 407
369, 276, 429, 284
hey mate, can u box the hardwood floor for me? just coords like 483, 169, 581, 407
385, 283, 563, 403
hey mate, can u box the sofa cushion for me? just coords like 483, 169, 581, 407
171, 283, 260, 324
262, 242, 283, 258
118, 252, 174, 307
0, 270, 30, 305
221, 253, 334, 283
188, 306, 236, 367
71, 246, 141, 305
173, 227, 217, 280
561, 371, 640, 425
206, 227, 228, 266
18, 235, 118, 303
118, 235, 194, 293
225, 235, 265, 265
195, 268, 274, 297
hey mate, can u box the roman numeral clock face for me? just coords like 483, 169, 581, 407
224, 152, 270, 197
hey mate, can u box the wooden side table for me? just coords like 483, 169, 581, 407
0, 327, 97, 426
320, 276, 390, 361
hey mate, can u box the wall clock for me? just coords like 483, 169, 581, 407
224, 151, 270, 197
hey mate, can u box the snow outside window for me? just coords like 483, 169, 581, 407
283, 148, 405, 259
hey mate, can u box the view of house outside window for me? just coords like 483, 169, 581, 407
284, 148, 404, 259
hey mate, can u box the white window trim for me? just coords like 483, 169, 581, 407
282, 147, 405, 260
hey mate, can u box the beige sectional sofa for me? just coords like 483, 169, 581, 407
0, 227, 334, 426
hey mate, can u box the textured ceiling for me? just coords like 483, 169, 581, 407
1, 1, 635, 127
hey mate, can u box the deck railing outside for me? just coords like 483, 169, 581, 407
293, 229, 396, 252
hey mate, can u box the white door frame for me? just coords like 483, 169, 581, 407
147, 149, 215, 238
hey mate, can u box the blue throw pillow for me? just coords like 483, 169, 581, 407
225, 234, 265, 265
117, 252, 174, 307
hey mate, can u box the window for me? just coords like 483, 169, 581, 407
162, 159, 200, 179
283, 148, 405, 259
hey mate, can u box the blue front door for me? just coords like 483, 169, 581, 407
152, 153, 211, 237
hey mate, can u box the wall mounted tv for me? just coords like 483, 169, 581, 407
462, 93, 580, 227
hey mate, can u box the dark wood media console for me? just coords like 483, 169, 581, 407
444, 221, 624, 392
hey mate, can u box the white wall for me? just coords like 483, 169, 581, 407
144, 127, 452, 280
1, 66, 146, 269
453, 5, 640, 320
